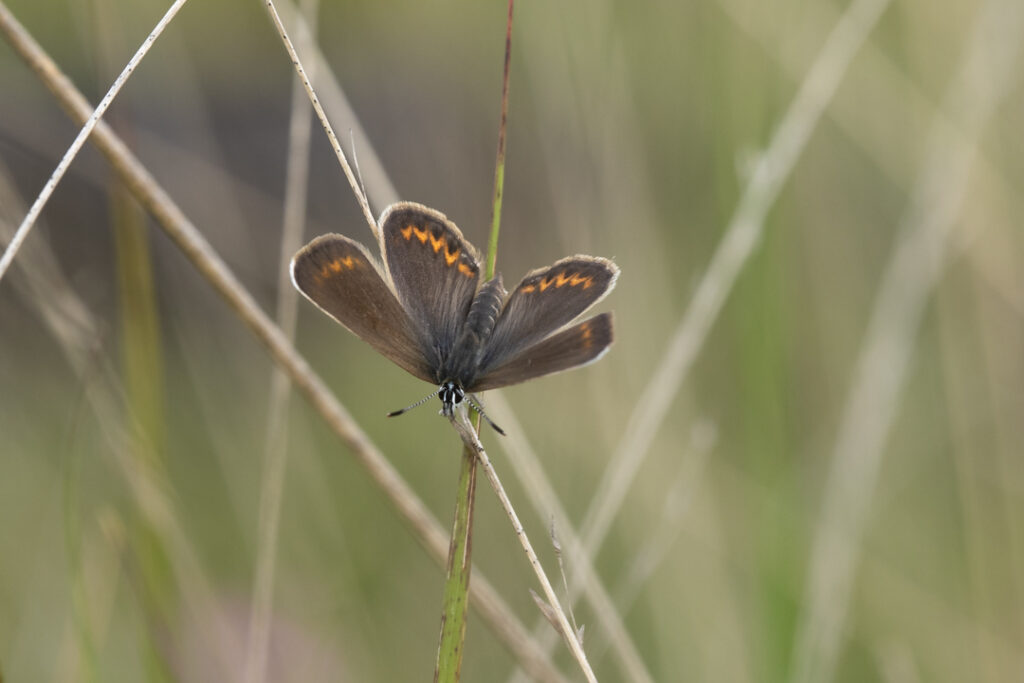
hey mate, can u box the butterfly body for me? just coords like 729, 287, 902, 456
438, 275, 505, 389
291, 202, 618, 424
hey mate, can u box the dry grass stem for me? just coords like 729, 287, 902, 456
261, 0, 377, 239
490, 394, 655, 683
449, 411, 597, 683
0, 165, 239, 679
505, 0, 893, 674
0, 0, 189, 283
274, 0, 400, 210
789, 2, 1024, 681
719, 0, 1018, 208
575, 0, 893, 605
0, 8, 566, 681
586, 424, 714, 666
243, 1, 321, 682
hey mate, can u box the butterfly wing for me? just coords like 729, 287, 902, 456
379, 203, 481, 373
469, 313, 614, 391
476, 255, 618, 376
291, 234, 434, 383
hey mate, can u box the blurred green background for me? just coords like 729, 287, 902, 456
1, 0, 1023, 681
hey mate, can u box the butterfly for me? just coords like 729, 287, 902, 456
291, 202, 618, 432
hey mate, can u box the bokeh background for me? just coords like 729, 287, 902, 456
2, 0, 1023, 681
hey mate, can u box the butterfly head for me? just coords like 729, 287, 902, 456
438, 380, 465, 418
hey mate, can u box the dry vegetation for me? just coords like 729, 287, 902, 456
1, 0, 1023, 681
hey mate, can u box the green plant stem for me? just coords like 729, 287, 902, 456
434, 440, 478, 683
485, 0, 514, 281
436, 2, 514, 680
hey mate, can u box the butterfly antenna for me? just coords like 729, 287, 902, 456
387, 387, 442, 418
465, 394, 506, 436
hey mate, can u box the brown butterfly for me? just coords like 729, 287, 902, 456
291, 202, 618, 432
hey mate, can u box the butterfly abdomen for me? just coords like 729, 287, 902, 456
441, 276, 506, 385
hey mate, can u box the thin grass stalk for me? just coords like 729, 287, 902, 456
0, 7, 566, 680
63, 431, 101, 683
243, 1, 320, 682
436, 3, 513, 679
490, 394, 655, 683
112, 167, 167, 466
435, 446, 478, 682
0, 181, 238, 683
276, 0, 399, 209
485, 0, 514, 280
788, 2, 1024, 680
449, 416, 597, 683
91, 3, 177, 669
0, 0, 189, 283
112, 181, 179, 682
586, 427, 713, 667
500, 24, 662, 683
576, 0, 893, 581
506, 0, 894, 676
260, 0, 377, 236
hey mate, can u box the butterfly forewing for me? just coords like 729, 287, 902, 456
470, 312, 614, 391
291, 234, 434, 382
478, 256, 618, 375
380, 203, 481, 373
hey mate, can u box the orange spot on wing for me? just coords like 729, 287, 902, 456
458, 262, 475, 277
412, 226, 430, 243
569, 273, 593, 289
581, 322, 593, 347
401, 225, 414, 240
526, 270, 596, 293
335, 255, 358, 270
320, 255, 359, 278
428, 233, 446, 254
444, 245, 460, 266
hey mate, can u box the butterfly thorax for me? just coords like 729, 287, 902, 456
436, 275, 505, 392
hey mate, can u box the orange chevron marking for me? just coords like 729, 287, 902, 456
570, 273, 593, 288
404, 225, 430, 244
523, 269, 596, 293
444, 245, 460, 266
429, 233, 446, 253
321, 255, 357, 278
458, 262, 475, 277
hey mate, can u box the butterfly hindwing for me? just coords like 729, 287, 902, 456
470, 312, 614, 391
478, 255, 618, 375
291, 234, 434, 383
380, 203, 481, 372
